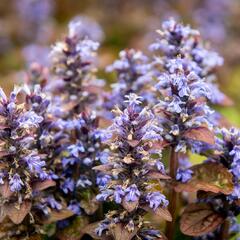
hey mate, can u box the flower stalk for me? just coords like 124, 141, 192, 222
166, 147, 178, 240
220, 219, 230, 240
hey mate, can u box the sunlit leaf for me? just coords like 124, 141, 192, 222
175, 162, 233, 194
142, 205, 172, 222
184, 127, 215, 145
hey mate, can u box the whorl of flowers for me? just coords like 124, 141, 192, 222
57, 111, 109, 216
153, 63, 214, 156
50, 18, 104, 114
0, 86, 48, 195
150, 19, 229, 106
105, 49, 155, 111
95, 94, 170, 239
0, 85, 68, 238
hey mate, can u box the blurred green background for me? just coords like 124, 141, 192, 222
0, 0, 240, 125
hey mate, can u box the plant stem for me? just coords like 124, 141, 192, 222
166, 147, 178, 240
219, 219, 229, 240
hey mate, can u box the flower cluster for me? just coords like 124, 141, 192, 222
56, 111, 109, 216
153, 63, 214, 156
0, 85, 72, 239
95, 94, 170, 239
150, 19, 229, 106
105, 49, 155, 111
0, 86, 47, 195
50, 18, 104, 114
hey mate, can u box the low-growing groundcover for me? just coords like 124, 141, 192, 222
0, 18, 239, 240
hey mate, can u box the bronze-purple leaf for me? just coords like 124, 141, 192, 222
93, 164, 112, 172
180, 203, 224, 236
33, 179, 56, 191
0, 151, 9, 157
142, 205, 172, 222
0, 206, 6, 222
184, 127, 215, 145
0, 182, 13, 198
146, 171, 171, 180
110, 223, 138, 240
44, 209, 74, 224
6, 201, 32, 224
127, 139, 139, 148
175, 162, 233, 195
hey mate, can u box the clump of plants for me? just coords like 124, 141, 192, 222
0, 17, 238, 240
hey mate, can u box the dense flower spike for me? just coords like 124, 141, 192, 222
150, 19, 230, 106
95, 94, 170, 239
0, 85, 73, 239
45, 18, 108, 230
153, 66, 214, 156
0, 86, 47, 195
50, 18, 104, 114
105, 49, 155, 111
56, 111, 109, 216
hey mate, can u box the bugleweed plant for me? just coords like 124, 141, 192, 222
0, 17, 238, 240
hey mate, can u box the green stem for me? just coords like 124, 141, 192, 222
166, 147, 178, 240
219, 219, 229, 240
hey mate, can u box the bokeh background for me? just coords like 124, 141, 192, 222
0, 0, 240, 124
